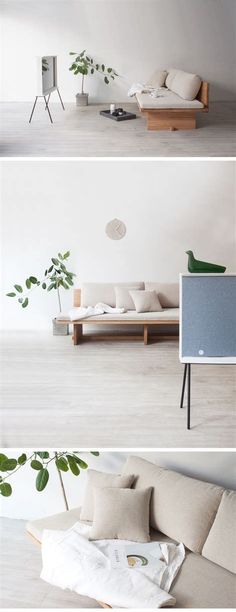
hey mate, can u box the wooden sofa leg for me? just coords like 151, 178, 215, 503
144, 324, 148, 345
73, 324, 83, 345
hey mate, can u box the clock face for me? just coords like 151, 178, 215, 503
105, 218, 126, 240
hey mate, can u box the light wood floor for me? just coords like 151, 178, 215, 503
1, 101, 236, 157
0, 517, 100, 608
1, 331, 235, 448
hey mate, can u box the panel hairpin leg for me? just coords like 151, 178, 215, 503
45, 93, 51, 109
57, 87, 65, 110
187, 363, 191, 430
44, 96, 53, 123
29, 96, 38, 123
180, 363, 187, 408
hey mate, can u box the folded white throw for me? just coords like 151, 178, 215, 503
127, 82, 165, 97
41, 522, 185, 608
56, 302, 125, 322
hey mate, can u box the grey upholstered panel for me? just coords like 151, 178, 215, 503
181, 276, 236, 358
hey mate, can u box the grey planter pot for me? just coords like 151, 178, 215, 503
76, 93, 89, 107
52, 318, 69, 336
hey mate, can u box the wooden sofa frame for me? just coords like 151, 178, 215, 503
59, 289, 179, 346
137, 81, 209, 131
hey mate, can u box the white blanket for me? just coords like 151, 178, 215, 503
56, 302, 125, 322
128, 82, 165, 98
41, 522, 185, 608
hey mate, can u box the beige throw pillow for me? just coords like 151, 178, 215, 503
115, 286, 137, 310
80, 469, 134, 521
146, 69, 167, 88
129, 290, 163, 313
89, 487, 152, 542
202, 490, 236, 573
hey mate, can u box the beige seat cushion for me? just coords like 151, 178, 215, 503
81, 282, 144, 307
89, 487, 152, 542
136, 90, 203, 109
130, 290, 163, 313
80, 469, 134, 522
146, 69, 167, 88
80, 308, 179, 321
145, 282, 179, 308
202, 490, 236, 573
26, 507, 82, 543
123, 456, 224, 553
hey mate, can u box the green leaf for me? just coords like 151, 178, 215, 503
31, 460, 43, 471
26, 279, 31, 289
96, 64, 99, 70
18, 453, 27, 465
48, 265, 54, 273
29, 276, 37, 284
0, 483, 12, 497
22, 298, 29, 308
37, 452, 49, 459
90, 451, 100, 456
52, 258, 59, 265
104, 76, 109, 85
14, 284, 23, 293
47, 283, 56, 291
101, 64, 105, 71
44, 269, 48, 276
0, 453, 8, 466
42, 282, 46, 289
72, 456, 88, 470
1, 458, 17, 471
55, 457, 69, 472
91, 68, 94, 74
69, 52, 77, 55
36, 468, 49, 491
6, 292, 16, 297
107, 68, 112, 73
66, 455, 80, 476
65, 277, 73, 286
63, 251, 70, 259
58, 253, 63, 260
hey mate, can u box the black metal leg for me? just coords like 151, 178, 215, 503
45, 93, 51, 109
29, 96, 38, 123
57, 87, 65, 110
187, 363, 191, 430
180, 364, 187, 408
44, 96, 53, 123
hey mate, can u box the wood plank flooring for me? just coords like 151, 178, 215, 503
0, 517, 100, 608
1, 331, 235, 448
1, 101, 236, 157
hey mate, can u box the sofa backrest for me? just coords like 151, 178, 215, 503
80, 282, 144, 307
202, 490, 236, 574
123, 456, 224, 554
166, 68, 202, 101
145, 282, 179, 308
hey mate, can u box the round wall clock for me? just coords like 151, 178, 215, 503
105, 218, 126, 240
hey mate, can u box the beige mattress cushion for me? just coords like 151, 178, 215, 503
146, 69, 167, 88
80, 469, 134, 522
89, 487, 152, 542
26, 507, 82, 543
145, 282, 179, 308
81, 282, 144, 307
167, 68, 201, 100
80, 308, 179, 321
123, 456, 224, 554
136, 90, 203, 109
202, 490, 236, 573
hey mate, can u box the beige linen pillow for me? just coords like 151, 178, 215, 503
115, 286, 137, 310
80, 469, 134, 521
202, 490, 236, 573
89, 487, 152, 542
146, 69, 167, 88
129, 290, 163, 313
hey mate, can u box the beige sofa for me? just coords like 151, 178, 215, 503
69, 282, 179, 345
136, 68, 209, 131
27, 456, 236, 608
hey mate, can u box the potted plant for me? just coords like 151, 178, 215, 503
0, 450, 99, 509
6, 250, 76, 336
69, 50, 118, 106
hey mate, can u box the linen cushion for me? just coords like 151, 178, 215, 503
165, 68, 179, 90
136, 90, 203, 109
81, 282, 144, 307
167, 69, 201, 101
146, 69, 167, 88
129, 290, 163, 313
80, 469, 134, 522
123, 456, 224, 553
27, 507, 82, 543
145, 282, 179, 307
202, 490, 236, 573
115, 286, 137, 310
89, 487, 152, 542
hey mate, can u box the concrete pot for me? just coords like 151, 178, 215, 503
76, 93, 89, 107
52, 318, 69, 336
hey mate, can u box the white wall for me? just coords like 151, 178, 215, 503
1, 0, 236, 102
1, 450, 236, 520
1, 159, 235, 330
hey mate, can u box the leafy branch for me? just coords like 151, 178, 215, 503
6, 250, 76, 312
0, 451, 99, 501
69, 50, 119, 93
